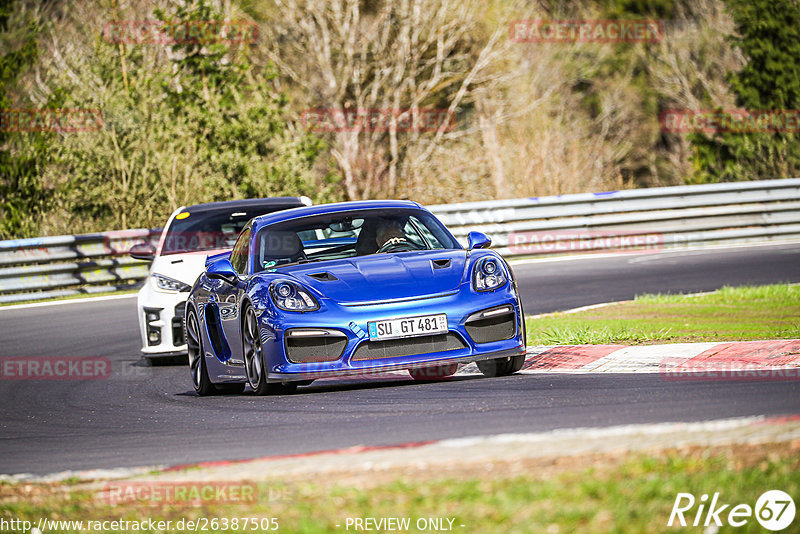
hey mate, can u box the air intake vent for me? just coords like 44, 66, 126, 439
172, 301, 187, 346
308, 272, 338, 281
431, 259, 451, 269
352, 333, 466, 361
465, 306, 516, 344
285, 329, 347, 363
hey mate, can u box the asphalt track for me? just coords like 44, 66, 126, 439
0, 243, 798, 475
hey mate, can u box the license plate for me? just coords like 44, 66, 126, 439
367, 313, 447, 341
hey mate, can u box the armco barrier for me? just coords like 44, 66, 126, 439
0, 229, 159, 304
1, 179, 799, 304
429, 178, 800, 256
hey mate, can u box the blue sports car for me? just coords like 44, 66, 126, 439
185, 200, 527, 395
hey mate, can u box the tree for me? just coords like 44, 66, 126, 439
0, 0, 48, 239
689, 0, 800, 183
38, 0, 332, 234
259, 0, 514, 200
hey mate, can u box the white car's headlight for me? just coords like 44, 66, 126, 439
270, 281, 319, 312
153, 273, 191, 292
473, 257, 508, 292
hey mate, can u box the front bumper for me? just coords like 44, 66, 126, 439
257, 283, 526, 382
137, 283, 190, 356
266, 346, 525, 381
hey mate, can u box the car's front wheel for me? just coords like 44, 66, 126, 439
243, 305, 295, 396
476, 354, 525, 378
243, 305, 272, 395
186, 307, 215, 396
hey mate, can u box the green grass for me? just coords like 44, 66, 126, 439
0, 289, 138, 307
1, 446, 797, 533
526, 284, 800, 345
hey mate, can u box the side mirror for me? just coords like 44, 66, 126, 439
129, 242, 156, 261
207, 258, 239, 285
467, 231, 492, 250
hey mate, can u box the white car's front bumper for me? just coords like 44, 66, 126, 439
136, 282, 190, 356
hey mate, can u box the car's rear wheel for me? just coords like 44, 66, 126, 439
243, 305, 292, 396
476, 354, 525, 378
409, 363, 458, 381
186, 307, 215, 396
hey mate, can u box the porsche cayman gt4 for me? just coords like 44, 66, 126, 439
185, 200, 527, 395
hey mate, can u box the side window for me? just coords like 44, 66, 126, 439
230, 227, 251, 274
408, 215, 445, 249
403, 220, 426, 248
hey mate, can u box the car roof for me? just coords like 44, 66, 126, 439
181, 197, 309, 215
250, 200, 425, 229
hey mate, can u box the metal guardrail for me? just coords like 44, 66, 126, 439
1, 179, 799, 304
0, 229, 158, 304
430, 178, 800, 256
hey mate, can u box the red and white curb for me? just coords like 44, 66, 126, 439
517, 339, 800, 377
312, 340, 800, 384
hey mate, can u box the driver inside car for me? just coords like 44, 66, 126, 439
375, 219, 408, 250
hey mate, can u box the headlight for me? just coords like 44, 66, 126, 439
153, 273, 191, 292
473, 256, 508, 292
270, 281, 319, 312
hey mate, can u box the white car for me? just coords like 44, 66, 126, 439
129, 197, 311, 362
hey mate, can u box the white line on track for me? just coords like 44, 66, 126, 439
0, 293, 137, 312
437, 416, 767, 448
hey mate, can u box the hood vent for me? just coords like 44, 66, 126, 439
308, 271, 338, 281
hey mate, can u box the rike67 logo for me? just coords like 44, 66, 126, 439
669, 490, 795, 531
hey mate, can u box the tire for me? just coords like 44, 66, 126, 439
186, 307, 215, 396
242, 304, 282, 395
409, 363, 458, 381
476, 354, 525, 378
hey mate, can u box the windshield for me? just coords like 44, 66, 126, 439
253, 208, 460, 272
162, 205, 296, 255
